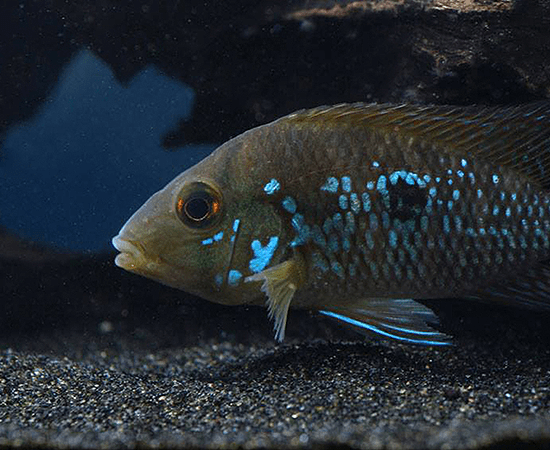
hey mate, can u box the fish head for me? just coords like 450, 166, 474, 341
112, 137, 288, 306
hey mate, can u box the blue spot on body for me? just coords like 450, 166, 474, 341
457, 170, 464, 178
443, 216, 450, 233
366, 181, 375, 190
321, 177, 339, 193
423, 174, 431, 183
282, 196, 297, 214
493, 205, 500, 216
201, 237, 214, 245
213, 231, 224, 242
370, 213, 379, 231
333, 213, 344, 232
341, 176, 352, 192
477, 189, 483, 198
214, 274, 223, 286
389, 230, 398, 248
345, 211, 355, 233
461, 159, 467, 167
233, 219, 240, 232
436, 177, 441, 183
331, 261, 345, 279
339, 194, 348, 210
365, 231, 375, 249
249, 236, 279, 273
362, 192, 371, 212
263, 178, 280, 195
373, 161, 380, 168
350, 193, 361, 214
453, 190, 460, 201
228, 270, 243, 286
328, 234, 339, 252
429, 187, 437, 197
376, 175, 387, 195
342, 237, 351, 252
492, 174, 500, 184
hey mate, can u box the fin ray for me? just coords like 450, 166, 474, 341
320, 298, 451, 346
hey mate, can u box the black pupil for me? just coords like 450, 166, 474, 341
185, 197, 210, 221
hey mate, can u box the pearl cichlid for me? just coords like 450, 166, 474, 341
112, 102, 550, 345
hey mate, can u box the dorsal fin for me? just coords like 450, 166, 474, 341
281, 101, 550, 189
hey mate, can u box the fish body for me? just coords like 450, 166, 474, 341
113, 102, 550, 344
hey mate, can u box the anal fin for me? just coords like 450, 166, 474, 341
320, 298, 452, 346
245, 254, 307, 342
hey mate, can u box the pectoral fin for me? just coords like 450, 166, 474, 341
320, 298, 451, 346
245, 254, 306, 342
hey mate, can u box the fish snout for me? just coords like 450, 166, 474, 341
112, 235, 145, 271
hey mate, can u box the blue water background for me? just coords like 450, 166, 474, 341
0, 50, 215, 252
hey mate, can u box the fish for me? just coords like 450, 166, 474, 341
112, 101, 550, 345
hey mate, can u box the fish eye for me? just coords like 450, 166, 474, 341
176, 182, 222, 229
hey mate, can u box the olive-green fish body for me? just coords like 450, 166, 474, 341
113, 102, 550, 344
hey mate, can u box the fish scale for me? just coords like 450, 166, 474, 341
112, 102, 550, 345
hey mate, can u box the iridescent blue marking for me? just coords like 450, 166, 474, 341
370, 213, 378, 231
493, 205, 499, 216
492, 174, 500, 184
350, 193, 361, 214
389, 230, 398, 248
213, 231, 224, 242
214, 274, 223, 286
388, 170, 427, 188
505, 207, 512, 217
318, 311, 450, 345
453, 190, 460, 201
339, 194, 348, 210
443, 216, 450, 233
479, 228, 486, 236
201, 237, 214, 245
448, 179, 453, 185
376, 175, 387, 195
341, 176, 352, 193
457, 170, 464, 178
331, 261, 345, 279
228, 270, 243, 286
477, 189, 483, 198
333, 213, 344, 232
321, 177, 339, 193
372, 161, 380, 168
454, 216, 462, 231
447, 169, 453, 175
366, 181, 375, 190
365, 232, 375, 250
423, 174, 431, 183
421, 216, 428, 232
312, 225, 327, 248
528, 206, 534, 216
461, 158, 467, 167
282, 196, 297, 214
263, 178, 280, 195
466, 227, 476, 237
447, 201, 453, 210
342, 237, 351, 252
436, 177, 441, 183
349, 263, 357, 277
312, 252, 329, 272
362, 193, 371, 212
328, 234, 339, 252
249, 236, 279, 273
500, 192, 506, 201
233, 219, 240, 233
291, 214, 311, 246
429, 187, 437, 197
345, 211, 356, 234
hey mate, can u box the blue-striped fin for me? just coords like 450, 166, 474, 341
319, 298, 452, 346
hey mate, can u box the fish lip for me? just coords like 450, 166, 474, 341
112, 235, 144, 271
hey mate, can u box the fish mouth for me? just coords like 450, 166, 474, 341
112, 235, 145, 271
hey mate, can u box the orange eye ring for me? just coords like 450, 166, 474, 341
176, 182, 223, 229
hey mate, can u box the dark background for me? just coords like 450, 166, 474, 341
1, 1, 550, 449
